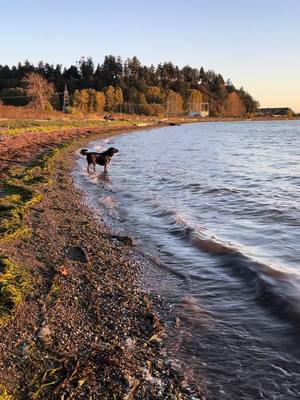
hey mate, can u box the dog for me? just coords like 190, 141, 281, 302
80, 147, 119, 173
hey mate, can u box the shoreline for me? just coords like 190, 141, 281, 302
0, 126, 205, 399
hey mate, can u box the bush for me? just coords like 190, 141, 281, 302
44, 101, 53, 112
150, 103, 165, 116
0, 87, 29, 106
65, 106, 81, 115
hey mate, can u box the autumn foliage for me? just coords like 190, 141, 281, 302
22, 72, 54, 111
0, 57, 260, 116
73, 89, 106, 113
225, 92, 246, 116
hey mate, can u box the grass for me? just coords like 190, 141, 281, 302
29, 354, 81, 400
0, 147, 64, 324
0, 118, 142, 136
0, 146, 63, 242
0, 179, 42, 242
0, 120, 127, 323
0, 386, 13, 400
0, 254, 28, 325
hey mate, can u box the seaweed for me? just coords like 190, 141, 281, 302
0, 148, 61, 242
0, 386, 14, 400
0, 254, 28, 325
0, 148, 62, 323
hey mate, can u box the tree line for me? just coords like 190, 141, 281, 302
0, 56, 259, 116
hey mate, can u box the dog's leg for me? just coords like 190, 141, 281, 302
93, 163, 96, 173
104, 164, 108, 173
87, 164, 90, 174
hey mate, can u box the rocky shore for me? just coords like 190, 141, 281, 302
0, 127, 205, 399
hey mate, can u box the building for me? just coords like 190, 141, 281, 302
260, 107, 292, 116
188, 103, 209, 117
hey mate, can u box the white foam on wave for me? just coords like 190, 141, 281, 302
94, 144, 107, 152
158, 204, 300, 280
99, 195, 119, 218
100, 195, 116, 209
80, 168, 102, 184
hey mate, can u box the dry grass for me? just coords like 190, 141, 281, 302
0, 105, 63, 120
0, 104, 157, 123
0, 118, 139, 136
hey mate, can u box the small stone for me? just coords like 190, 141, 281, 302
67, 246, 89, 263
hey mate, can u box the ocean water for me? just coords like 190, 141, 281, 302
75, 121, 300, 399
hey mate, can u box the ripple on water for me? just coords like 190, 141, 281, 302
74, 121, 300, 399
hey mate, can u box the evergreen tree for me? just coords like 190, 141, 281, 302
101, 55, 123, 87
79, 57, 94, 79
0, 87, 29, 106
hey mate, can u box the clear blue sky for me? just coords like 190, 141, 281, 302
1, 0, 300, 111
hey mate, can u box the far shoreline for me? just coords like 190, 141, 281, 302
173, 115, 300, 124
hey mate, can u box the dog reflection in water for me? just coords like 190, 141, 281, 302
80, 147, 119, 173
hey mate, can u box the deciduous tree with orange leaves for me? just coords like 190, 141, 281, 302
225, 92, 246, 116
22, 72, 54, 111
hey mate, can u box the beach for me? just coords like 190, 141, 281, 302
1, 119, 300, 399
0, 125, 205, 399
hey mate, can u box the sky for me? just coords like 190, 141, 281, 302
1, 0, 300, 112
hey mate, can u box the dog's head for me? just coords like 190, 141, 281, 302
106, 147, 119, 156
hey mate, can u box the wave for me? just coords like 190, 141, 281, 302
75, 138, 300, 325
159, 208, 300, 325
100, 195, 117, 210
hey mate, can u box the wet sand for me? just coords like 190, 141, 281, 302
0, 127, 204, 399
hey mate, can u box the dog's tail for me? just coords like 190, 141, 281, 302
80, 148, 89, 156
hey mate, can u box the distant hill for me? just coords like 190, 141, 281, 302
0, 56, 259, 116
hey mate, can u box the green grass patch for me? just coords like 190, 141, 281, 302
0, 118, 135, 136
0, 181, 41, 242
0, 148, 62, 242
0, 254, 28, 325
0, 386, 14, 400
0, 148, 64, 324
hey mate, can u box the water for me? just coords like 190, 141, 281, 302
75, 121, 300, 399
